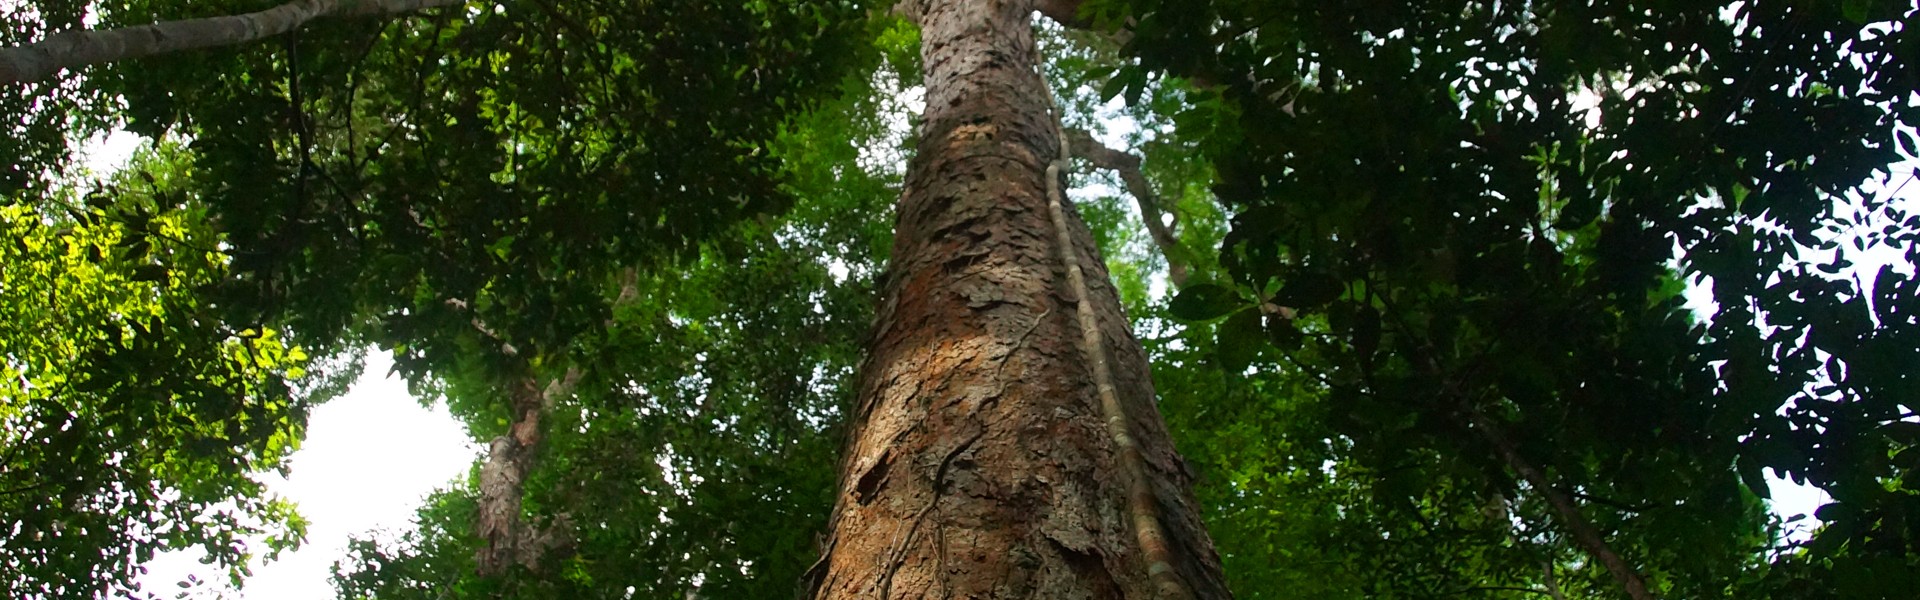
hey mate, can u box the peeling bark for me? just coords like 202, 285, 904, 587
807, 1, 1227, 597
0, 0, 462, 84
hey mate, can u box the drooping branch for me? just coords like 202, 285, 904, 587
1064, 128, 1191, 287
1033, 0, 1088, 28
0, 0, 463, 84
1543, 557, 1571, 600
1033, 0, 1133, 46
1468, 410, 1656, 600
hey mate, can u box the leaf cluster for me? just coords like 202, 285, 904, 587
1106, 0, 1920, 596
1, 145, 333, 599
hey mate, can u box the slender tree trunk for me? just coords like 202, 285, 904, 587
806, 1, 1227, 597
474, 366, 579, 575
0, 0, 461, 84
1468, 411, 1654, 600
471, 269, 635, 575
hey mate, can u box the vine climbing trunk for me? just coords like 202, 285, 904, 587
806, 1, 1227, 598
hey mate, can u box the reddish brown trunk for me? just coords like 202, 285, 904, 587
806, 1, 1227, 598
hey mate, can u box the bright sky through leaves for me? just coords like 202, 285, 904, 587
136, 352, 475, 599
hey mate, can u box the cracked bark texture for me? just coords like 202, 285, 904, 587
807, 1, 1227, 597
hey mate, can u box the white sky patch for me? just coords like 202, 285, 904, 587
75, 129, 143, 175
62, 132, 479, 597
138, 352, 479, 599
1681, 155, 1920, 540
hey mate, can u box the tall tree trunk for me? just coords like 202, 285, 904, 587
0, 0, 461, 84
806, 1, 1227, 598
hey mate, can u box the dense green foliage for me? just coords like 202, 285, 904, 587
4, 0, 1918, 599
328, 71, 907, 597
1098, 0, 1920, 596
5, 0, 883, 596
1, 146, 330, 597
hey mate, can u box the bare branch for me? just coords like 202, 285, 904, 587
1469, 411, 1656, 600
1064, 128, 1191, 287
0, 0, 464, 84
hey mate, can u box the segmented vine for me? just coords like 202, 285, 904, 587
1040, 89, 1194, 600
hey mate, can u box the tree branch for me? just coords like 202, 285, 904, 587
1063, 128, 1191, 287
0, 0, 464, 84
1033, 0, 1087, 28
1033, 0, 1134, 47
1450, 586, 1557, 598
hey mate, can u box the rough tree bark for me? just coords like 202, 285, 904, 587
806, 0, 1228, 598
0, 0, 462, 84
470, 269, 637, 576
474, 366, 579, 575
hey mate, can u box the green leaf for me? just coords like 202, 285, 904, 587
1273, 272, 1344, 308
1737, 455, 1771, 500
1264, 312, 1303, 351
1352, 304, 1381, 361
1882, 421, 1920, 445
1842, 0, 1872, 23
130, 265, 169, 282
1168, 283, 1247, 322
1216, 308, 1265, 373
1553, 190, 1602, 231
1099, 69, 1130, 103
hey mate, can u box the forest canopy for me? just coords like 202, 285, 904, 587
3, 0, 1918, 598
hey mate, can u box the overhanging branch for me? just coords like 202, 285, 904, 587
1063, 128, 1191, 287
1469, 410, 1656, 600
0, 0, 463, 84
